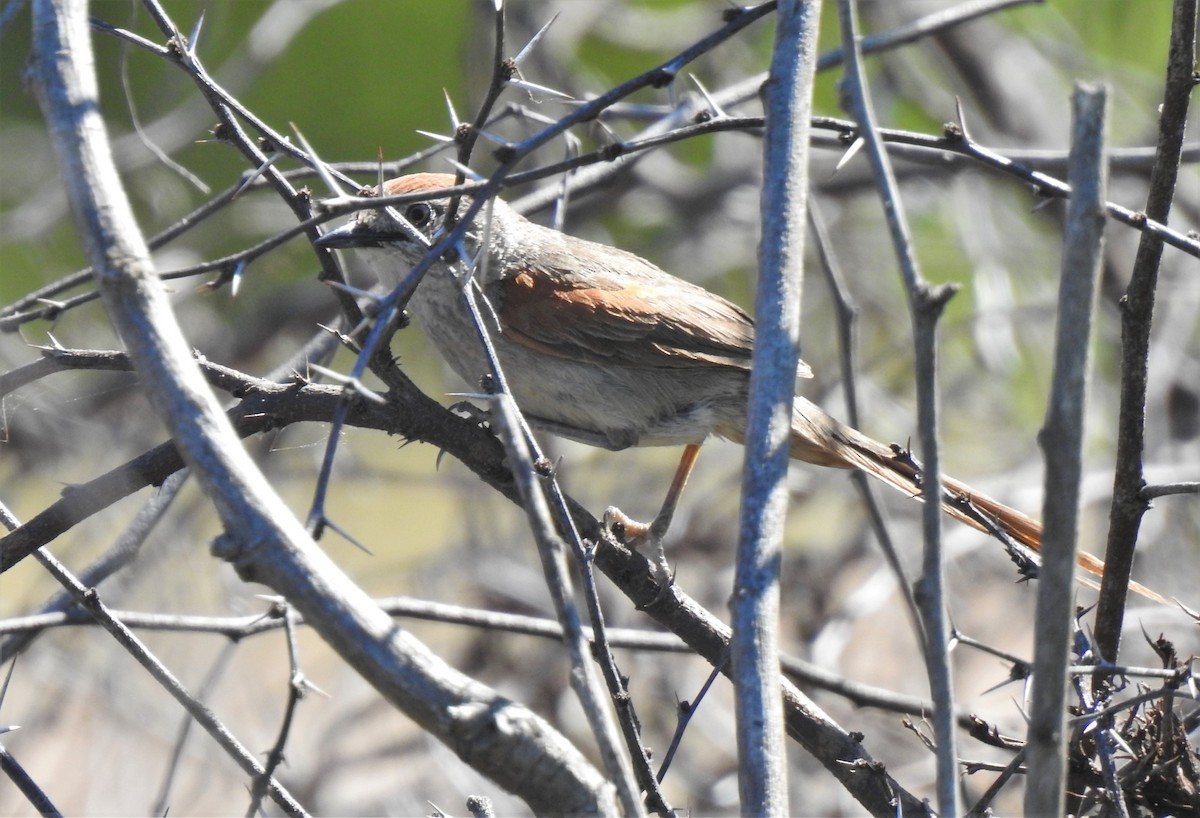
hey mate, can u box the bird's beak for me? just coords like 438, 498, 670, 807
314, 218, 364, 250
315, 220, 392, 249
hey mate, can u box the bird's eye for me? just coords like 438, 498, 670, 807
405, 203, 433, 229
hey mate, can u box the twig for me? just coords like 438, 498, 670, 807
131, 0, 363, 326
1025, 81, 1109, 818
462, 190, 661, 809
592, 540, 929, 815
99, 6, 358, 194
247, 605, 306, 818
29, 0, 314, 807
1068, 682, 1198, 726
0, 743, 61, 818
1097, 728, 1134, 818
7, 102, 1197, 334
1140, 481, 1200, 500
0, 357, 493, 573
26, 1, 614, 806
0, 469, 187, 664
808, 202, 925, 656
448, 0, 509, 220
0, 496, 304, 814
0, 649, 61, 817
817, 0, 1042, 72
1095, 0, 1197, 665
535, 478, 672, 814
657, 656, 726, 784
2, 362, 928, 814
966, 748, 1026, 817
152, 640, 239, 815
0, 592, 1029, 730
816, 116, 1200, 259
836, 1, 959, 813
429, 198, 650, 812
491, 390, 642, 816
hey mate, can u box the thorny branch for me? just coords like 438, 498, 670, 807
2, 1, 1196, 815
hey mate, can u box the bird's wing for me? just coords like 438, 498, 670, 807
495, 254, 758, 370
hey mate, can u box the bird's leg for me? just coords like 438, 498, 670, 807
605, 443, 703, 589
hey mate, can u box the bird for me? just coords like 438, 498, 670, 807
316, 172, 1165, 603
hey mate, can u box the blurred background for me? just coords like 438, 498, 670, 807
1, 0, 1197, 814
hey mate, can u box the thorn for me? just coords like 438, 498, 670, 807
507, 78, 575, 101
1105, 727, 1134, 757
415, 129, 456, 144
551, 165, 573, 232
471, 128, 517, 150
1011, 697, 1030, 726
980, 674, 1020, 696
323, 278, 385, 302
1175, 598, 1200, 620
291, 123, 343, 197
442, 89, 461, 129
187, 10, 205, 54
307, 363, 387, 405
378, 204, 431, 250
35, 297, 67, 311
954, 96, 973, 143
233, 151, 284, 199
834, 136, 865, 173
229, 259, 247, 297
653, 61, 681, 88
321, 515, 374, 555
514, 13, 558, 65
306, 510, 326, 540
1031, 192, 1057, 213
44, 332, 65, 351
298, 676, 331, 699
590, 117, 622, 148
442, 158, 484, 181
687, 73, 725, 118
508, 105, 558, 127
315, 322, 360, 353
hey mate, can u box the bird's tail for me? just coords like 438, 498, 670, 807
779, 398, 1168, 605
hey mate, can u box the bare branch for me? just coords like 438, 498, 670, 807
1025, 80, 1109, 818
836, 1, 959, 813
733, 0, 821, 810
1095, 0, 1198, 662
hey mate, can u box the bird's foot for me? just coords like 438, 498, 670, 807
448, 400, 492, 429
604, 506, 674, 599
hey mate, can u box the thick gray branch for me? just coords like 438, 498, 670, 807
27, 0, 611, 813
735, 0, 822, 812
1025, 81, 1109, 818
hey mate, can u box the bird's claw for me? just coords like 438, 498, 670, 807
449, 400, 492, 428
604, 506, 675, 599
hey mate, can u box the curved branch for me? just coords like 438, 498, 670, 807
24, 1, 614, 811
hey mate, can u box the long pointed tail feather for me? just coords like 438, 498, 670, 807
780, 398, 1169, 605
